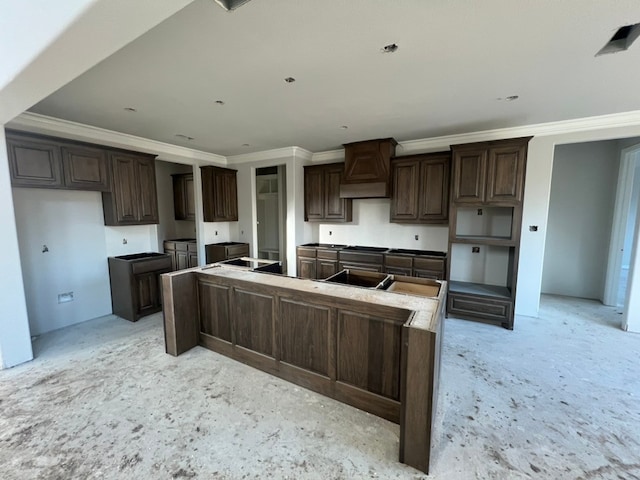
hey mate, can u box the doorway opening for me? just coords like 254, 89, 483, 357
255, 165, 287, 269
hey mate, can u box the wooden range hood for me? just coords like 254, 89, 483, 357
339, 138, 397, 198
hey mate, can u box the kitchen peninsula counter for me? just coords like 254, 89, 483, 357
162, 265, 445, 474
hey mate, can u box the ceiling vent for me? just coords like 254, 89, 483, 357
213, 0, 253, 11
597, 23, 640, 55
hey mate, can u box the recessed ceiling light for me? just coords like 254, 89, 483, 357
381, 43, 399, 53
213, 0, 253, 11
340, 125, 349, 130
284, 77, 296, 83
175, 134, 194, 141
214, 100, 225, 105
123, 107, 137, 112
597, 23, 640, 55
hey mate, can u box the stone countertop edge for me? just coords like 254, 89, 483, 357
164, 266, 443, 333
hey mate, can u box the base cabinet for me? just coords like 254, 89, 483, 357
164, 240, 197, 271
205, 242, 249, 263
108, 254, 172, 322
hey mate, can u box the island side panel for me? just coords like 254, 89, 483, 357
162, 271, 199, 356
398, 298, 445, 474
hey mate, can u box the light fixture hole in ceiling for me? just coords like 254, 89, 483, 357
214, 100, 225, 105
597, 23, 640, 55
284, 77, 296, 83
381, 43, 399, 53
175, 134, 194, 140
213, 0, 253, 12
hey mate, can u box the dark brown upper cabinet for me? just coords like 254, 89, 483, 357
6, 131, 108, 191
102, 152, 159, 225
340, 138, 397, 198
172, 173, 195, 221
201, 166, 238, 222
451, 137, 531, 206
390, 152, 450, 224
304, 162, 352, 222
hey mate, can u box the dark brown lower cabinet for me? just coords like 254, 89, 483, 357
162, 268, 446, 475
164, 239, 197, 271
108, 253, 172, 322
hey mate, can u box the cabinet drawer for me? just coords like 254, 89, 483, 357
338, 261, 384, 273
317, 249, 338, 260
131, 256, 172, 275
188, 242, 197, 253
339, 251, 384, 265
384, 255, 413, 268
447, 292, 512, 322
297, 247, 317, 258
226, 244, 249, 259
413, 257, 445, 272
163, 241, 177, 251
413, 269, 443, 280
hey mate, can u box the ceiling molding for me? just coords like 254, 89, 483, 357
311, 149, 343, 163
227, 146, 311, 165
6, 112, 227, 165
397, 110, 640, 155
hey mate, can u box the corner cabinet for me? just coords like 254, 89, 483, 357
172, 173, 195, 221
201, 166, 238, 222
447, 137, 531, 330
390, 152, 450, 224
102, 152, 159, 225
304, 163, 352, 222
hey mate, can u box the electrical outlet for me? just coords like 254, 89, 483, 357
58, 292, 74, 304
329, 231, 332, 236
529, 225, 538, 232
215, 231, 218, 235
414, 234, 419, 241
477, 208, 483, 216
122, 238, 127, 245
472, 247, 480, 253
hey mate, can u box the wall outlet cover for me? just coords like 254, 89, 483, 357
58, 292, 74, 304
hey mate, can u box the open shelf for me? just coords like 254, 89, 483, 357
454, 206, 515, 240
452, 235, 516, 246
448, 280, 511, 299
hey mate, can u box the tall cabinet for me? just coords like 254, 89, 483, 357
447, 137, 531, 329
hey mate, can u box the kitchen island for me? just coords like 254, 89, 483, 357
162, 265, 445, 474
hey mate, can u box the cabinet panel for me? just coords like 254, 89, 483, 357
173, 173, 196, 220
280, 299, 330, 376
338, 261, 384, 273
324, 165, 349, 220
419, 157, 449, 222
61, 145, 109, 191
337, 311, 401, 400
235, 289, 274, 357
176, 251, 189, 270
136, 157, 159, 223
7, 135, 63, 188
188, 252, 198, 268
317, 259, 338, 279
304, 166, 324, 220
297, 257, 317, 279
199, 282, 232, 342
486, 143, 526, 204
390, 160, 419, 221
110, 154, 139, 223
135, 272, 161, 316
452, 150, 486, 204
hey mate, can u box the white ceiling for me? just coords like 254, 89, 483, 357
29, 0, 640, 157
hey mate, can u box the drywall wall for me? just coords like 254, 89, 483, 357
12, 188, 113, 336
104, 226, 158, 257
318, 198, 449, 251
0, 129, 33, 368
622, 160, 640, 268
155, 160, 196, 243
541, 141, 619, 300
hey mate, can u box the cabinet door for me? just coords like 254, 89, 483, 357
304, 166, 324, 221
135, 272, 161, 316
297, 257, 317, 279
6, 135, 63, 188
184, 174, 196, 220
188, 252, 199, 268
486, 143, 527, 204
201, 166, 238, 222
110, 153, 139, 223
61, 144, 109, 191
452, 149, 487, 204
418, 156, 449, 223
390, 159, 419, 222
176, 251, 189, 270
316, 259, 338, 279
324, 164, 351, 221
136, 156, 159, 223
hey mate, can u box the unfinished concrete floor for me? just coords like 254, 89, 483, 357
1, 295, 639, 479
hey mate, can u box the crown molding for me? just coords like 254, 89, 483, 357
7, 112, 227, 165
310, 149, 343, 163
227, 146, 313, 165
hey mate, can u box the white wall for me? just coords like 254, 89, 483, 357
104, 226, 158, 257
12, 189, 112, 336
541, 141, 619, 300
0, 128, 33, 367
317, 198, 449, 251
622, 162, 640, 268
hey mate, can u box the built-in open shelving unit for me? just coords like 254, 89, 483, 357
446, 137, 531, 329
